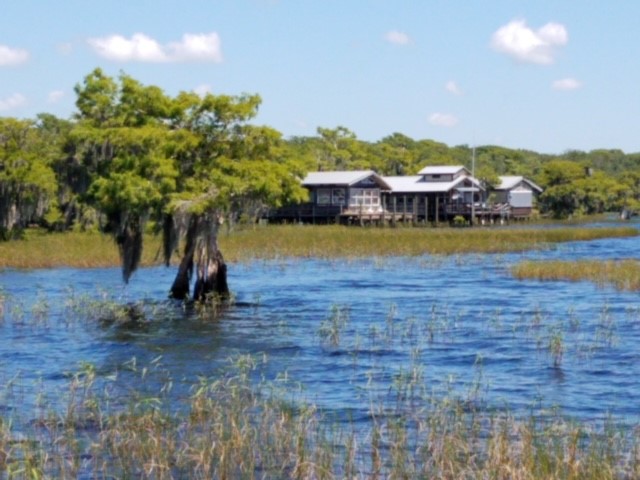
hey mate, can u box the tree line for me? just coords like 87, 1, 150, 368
288, 129, 640, 220
2, 69, 640, 244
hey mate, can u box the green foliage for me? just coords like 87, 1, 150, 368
312, 126, 376, 171
475, 164, 500, 189
2, 68, 640, 234
537, 160, 627, 218
538, 160, 585, 187
617, 170, 640, 215
69, 69, 308, 225
540, 183, 582, 218
73, 68, 119, 126
67, 70, 310, 286
452, 215, 467, 227
0, 117, 59, 236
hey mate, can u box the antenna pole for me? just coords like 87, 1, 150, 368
471, 146, 476, 226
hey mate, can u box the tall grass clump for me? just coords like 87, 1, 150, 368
512, 259, 640, 291
318, 305, 350, 347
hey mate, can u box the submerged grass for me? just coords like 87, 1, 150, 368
513, 259, 640, 292
0, 224, 636, 269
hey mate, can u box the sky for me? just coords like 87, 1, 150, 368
1, 0, 639, 155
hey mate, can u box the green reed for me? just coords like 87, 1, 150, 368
219, 224, 638, 262
512, 259, 640, 292
0, 224, 636, 269
1, 356, 638, 479
318, 305, 350, 347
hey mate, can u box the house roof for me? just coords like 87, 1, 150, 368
302, 170, 392, 190
417, 165, 469, 176
496, 176, 543, 193
383, 175, 484, 193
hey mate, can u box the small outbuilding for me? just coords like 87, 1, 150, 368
494, 176, 543, 218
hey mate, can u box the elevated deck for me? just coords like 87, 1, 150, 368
267, 202, 528, 225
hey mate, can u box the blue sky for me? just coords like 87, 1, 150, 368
1, 1, 638, 154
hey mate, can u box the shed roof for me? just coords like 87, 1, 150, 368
496, 176, 543, 193
302, 170, 392, 189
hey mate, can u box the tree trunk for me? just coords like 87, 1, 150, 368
169, 216, 198, 300
193, 248, 228, 302
169, 213, 229, 302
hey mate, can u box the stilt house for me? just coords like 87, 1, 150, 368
267, 166, 542, 224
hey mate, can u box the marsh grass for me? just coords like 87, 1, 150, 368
318, 305, 351, 348
0, 356, 638, 479
0, 224, 636, 269
0, 355, 640, 479
218, 225, 638, 262
0, 230, 163, 270
0, 295, 639, 478
512, 259, 640, 292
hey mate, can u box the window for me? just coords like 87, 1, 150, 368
317, 188, 331, 205
332, 188, 346, 205
349, 188, 380, 208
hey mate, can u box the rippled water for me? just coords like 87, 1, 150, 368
1, 223, 639, 427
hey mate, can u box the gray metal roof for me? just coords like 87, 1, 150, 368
496, 176, 543, 193
417, 165, 468, 176
302, 170, 392, 189
383, 175, 484, 193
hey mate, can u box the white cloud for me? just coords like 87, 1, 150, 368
491, 19, 568, 65
0, 93, 26, 111
0, 45, 29, 66
385, 30, 411, 45
429, 112, 458, 127
193, 84, 212, 97
168, 33, 223, 62
552, 78, 582, 90
445, 80, 463, 95
88, 33, 167, 62
88, 32, 223, 63
48, 90, 65, 103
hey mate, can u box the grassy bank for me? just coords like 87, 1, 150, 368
513, 259, 640, 291
0, 230, 164, 269
0, 225, 636, 269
